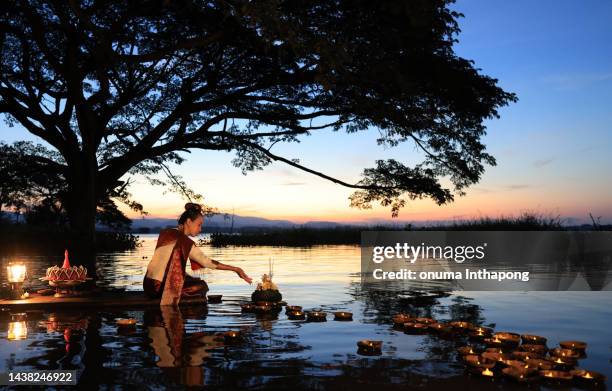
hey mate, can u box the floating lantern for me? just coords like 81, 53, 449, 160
550, 347, 581, 360
559, 340, 587, 352
520, 344, 548, 355
501, 359, 528, 369
525, 358, 553, 370
548, 356, 577, 371
306, 311, 327, 322
392, 314, 413, 328
223, 330, 242, 343
457, 346, 480, 356
520, 334, 547, 345
512, 351, 542, 361
116, 318, 137, 328
502, 366, 538, 383
571, 369, 607, 386
468, 326, 493, 341
6, 262, 27, 300
540, 370, 573, 384
357, 340, 382, 355
285, 306, 302, 313
414, 317, 436, 325
493, 332, 520, 347
287, 310, 306, 320
462, 354, 482, 367
207, 295, 222, 303
7, 313, 27, 340
333, 312, 353, 321
484, 336, 505, 348
449, 321, 474, 331
482, 351, 511, 362
403, 322, 429, 334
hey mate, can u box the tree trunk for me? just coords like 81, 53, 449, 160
65, 153, 98, 280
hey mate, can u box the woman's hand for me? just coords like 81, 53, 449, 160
234, 267, 252, 284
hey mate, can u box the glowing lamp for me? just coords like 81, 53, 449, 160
7, 313, 27, 340
6, 263, 27, 299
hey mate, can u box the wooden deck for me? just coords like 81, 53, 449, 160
0, 291, 209, 310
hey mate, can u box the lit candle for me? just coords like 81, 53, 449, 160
357, 339, 382, 355
333, 311, 353, 321
559, 340, 587, 351
287, 310, 305, 320
306, 311, 327, 322
285, 305, 302, 313
223, 330, 242, 342
481, 368, 494, 377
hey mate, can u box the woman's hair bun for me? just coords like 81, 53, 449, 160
185, 202, 202, 212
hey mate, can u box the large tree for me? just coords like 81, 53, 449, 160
0, 0, 516, 266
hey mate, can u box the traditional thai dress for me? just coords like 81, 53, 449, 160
143, 228, 218, 306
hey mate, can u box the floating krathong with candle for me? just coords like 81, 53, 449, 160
550, 347, 581, 360
548, 356, 577, 371
512, 351, 543, 361
571, 369, 607, 386
449, 321, 474, 332
285, 306, 302, 314
559, 340, 587, 352
525, 358, 553, 370
392, 314, 413, 328
457, 346, 481, 356
306, 311, 327, 322
492, 332, 520, 347
520, 343, 548, 355
333, 311, 353, 321
430, 322, 454, 336
403, 321, 429, 334
287, 310, 306, 320
251, 259, 282, 302
357, 340, 382, 355
502, 366, 538, 383
222, 330, 242, 343
540, 370, 573, 384
520, 334, 547, 345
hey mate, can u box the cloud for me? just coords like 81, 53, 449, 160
280, 181, 306, 186
504, 184, 530, 190
533, 158, 554, 168
542, 72, 612, 91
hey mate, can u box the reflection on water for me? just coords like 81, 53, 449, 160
0, 234, 610, 389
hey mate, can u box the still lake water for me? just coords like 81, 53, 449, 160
0, 234, 610, 390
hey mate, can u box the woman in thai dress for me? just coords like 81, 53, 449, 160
143, 203, 252, 306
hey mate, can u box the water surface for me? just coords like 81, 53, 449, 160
0, 234, 610, 389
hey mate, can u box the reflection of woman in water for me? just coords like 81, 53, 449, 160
143, 203, 252, 306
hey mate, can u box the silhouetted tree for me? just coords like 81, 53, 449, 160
0, 0, 516, 267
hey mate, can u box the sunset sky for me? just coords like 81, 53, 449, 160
2, 0, 611, 224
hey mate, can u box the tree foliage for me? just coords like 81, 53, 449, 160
0, 0, 516, 243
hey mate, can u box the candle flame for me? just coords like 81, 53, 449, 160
482, 368, 494, 377
555, 358, 563, 364
584, 373, 593, 379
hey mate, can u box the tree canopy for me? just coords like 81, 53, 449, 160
0, 0, 516, 256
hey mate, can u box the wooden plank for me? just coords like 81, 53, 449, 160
0, 291, 207, 310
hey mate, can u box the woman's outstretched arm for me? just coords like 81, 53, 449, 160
214, 261, 253, 284
189, 246, 253, 284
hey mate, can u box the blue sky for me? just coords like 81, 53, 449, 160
2, 0, 611, 224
